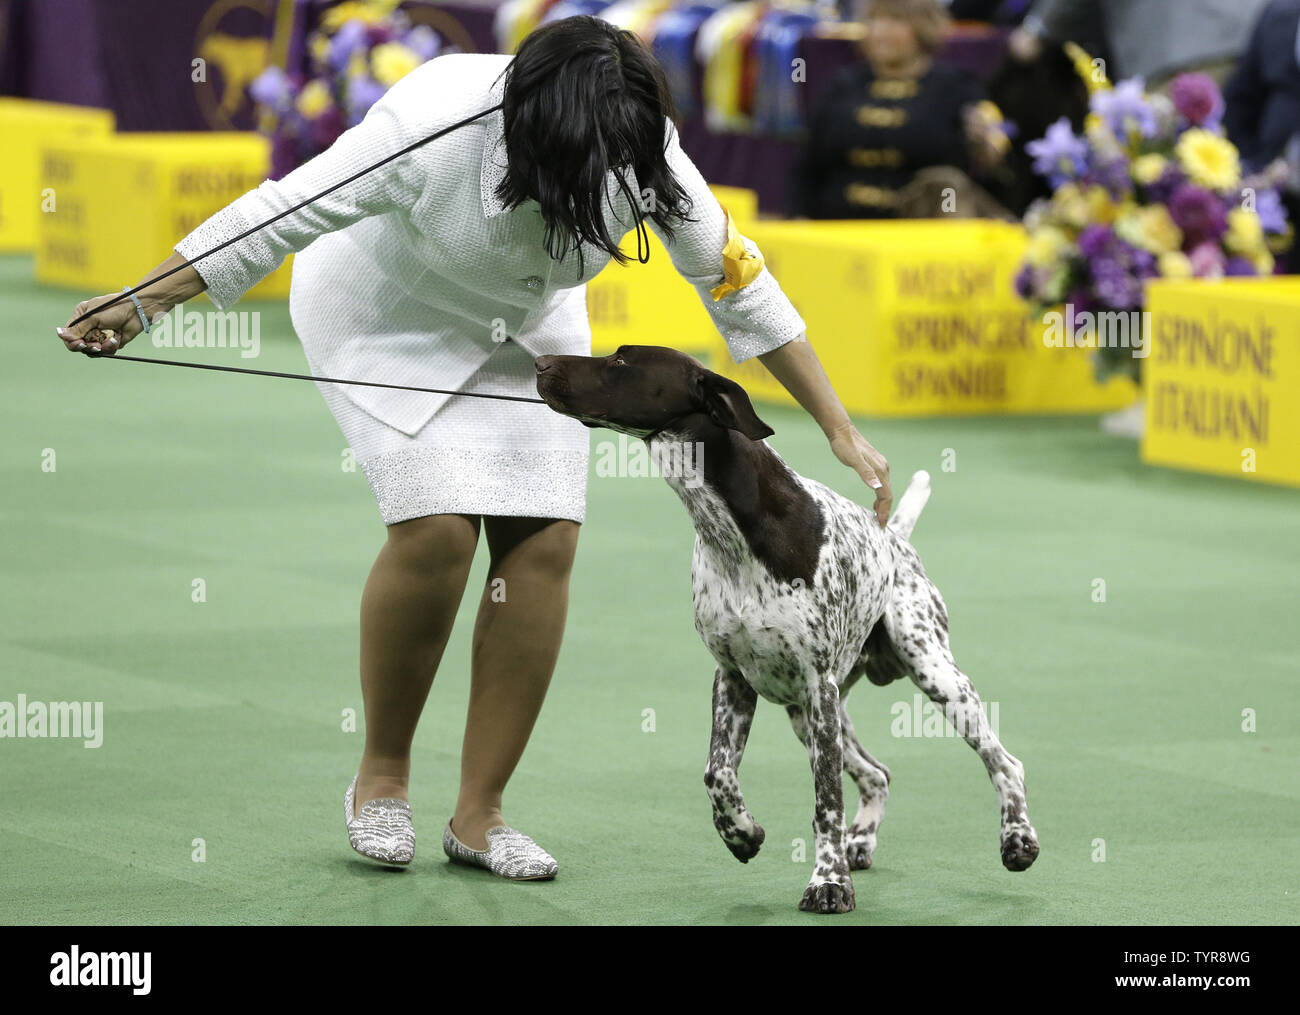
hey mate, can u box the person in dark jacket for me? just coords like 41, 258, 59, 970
1224, 0, 1300, 173
948, 0, 1032, 24
790, 0, 1007, 219
1011, 0, 1269, 85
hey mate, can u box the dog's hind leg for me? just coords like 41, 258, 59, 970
837, 697, 890, 870
883, 547, 1039, 872
705, 666, 765, 863
786, 682, 855, 914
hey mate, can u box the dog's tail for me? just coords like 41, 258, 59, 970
887, 470, 931, 541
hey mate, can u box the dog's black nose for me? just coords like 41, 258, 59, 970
535, 356, 555, 374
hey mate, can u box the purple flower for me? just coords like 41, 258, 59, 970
1145, 164, 1188, 205
1089, 157, 1134, 200
365, 24, 395, 47
1014, 264, 1036, 300
405, 25, 441, 62
345, 75, 387, 125
1066, 286, 1096, 316
1026, 117, 1089, 186
1092, 78, 1159, 139
1188, 241, 1227, 278
250, 66, 292, 112
1224, 256, 1258, 276
329, 19, 369, 72
1091, 256, 1142, 309
1170, 73, 1223, 128
1168, 185, 1228, 246
310, 105, 346, 150
1079, 224, 1116, 259
1131, 248, 1158, 278
269, 130, 299, 181
1254, 188, 1289, 234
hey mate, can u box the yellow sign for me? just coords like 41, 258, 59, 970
710, 219, 1136, 417
36, 132, 292, 300
0, 100, 115, 252
1143, 278, 1300, 488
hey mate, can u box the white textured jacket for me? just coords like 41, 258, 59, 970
175, 52, 806, 436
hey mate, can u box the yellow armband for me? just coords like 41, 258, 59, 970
708, 203, 765, 301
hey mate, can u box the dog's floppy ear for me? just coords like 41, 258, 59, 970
698, 370, 774, 440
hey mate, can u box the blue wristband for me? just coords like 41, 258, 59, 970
123, 286, 152, 334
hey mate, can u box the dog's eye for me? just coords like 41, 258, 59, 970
611, 355, 626, 366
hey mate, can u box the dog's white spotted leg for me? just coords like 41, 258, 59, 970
883, 562, 1039, 872
705, 666, 765, 863
787, 679, 855, 914
838, 699, 889, 871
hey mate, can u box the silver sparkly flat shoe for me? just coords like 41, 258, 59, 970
442, 821, 558, 880
344, 775, 415, 867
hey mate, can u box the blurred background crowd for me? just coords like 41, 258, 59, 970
3, 0, 1297, 226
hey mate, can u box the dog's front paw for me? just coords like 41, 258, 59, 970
798, 879, 855, 914
1001, 825, 1039, 872
845, 825, 878, 870
722, 822, 765, 863
846, 839, 874, 871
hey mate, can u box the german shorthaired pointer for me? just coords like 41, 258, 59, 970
535, 345, 1038, 914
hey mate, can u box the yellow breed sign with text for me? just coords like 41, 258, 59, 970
36, 132, 292, 299
1144, 279, 1300, 488
712, 219, 1137, 416
0, 99, 115, 252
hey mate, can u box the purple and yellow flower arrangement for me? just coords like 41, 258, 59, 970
1014, 50, 1292, 379
249, 0, 447, 180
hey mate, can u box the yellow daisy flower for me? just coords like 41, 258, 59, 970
309, 33, 331, 66
371, 42, 421, 87
1052, 183, 1089, 228
1132, 154, 1168, 186
296, 79, 333, 119
1065, 42, 1110, 94
1175, 129, 1242, 191
1158, 251, 1194, 279
1085, 185, 1119, 224
321, 1, 396, 32
1226, 208, 1267, 256
1025, 226, 1071, 268
1117, 206, 1183, 254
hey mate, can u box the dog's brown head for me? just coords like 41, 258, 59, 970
534, 346, 773, 440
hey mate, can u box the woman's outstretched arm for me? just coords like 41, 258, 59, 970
758, 336, 892, 526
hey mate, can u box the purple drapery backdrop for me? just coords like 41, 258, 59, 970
0, 0, 278, 130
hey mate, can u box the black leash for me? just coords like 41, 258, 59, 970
65, 90, 655, 406
67, 103, 505, 331
65, 99, 548, 407
94, 353, 546, 404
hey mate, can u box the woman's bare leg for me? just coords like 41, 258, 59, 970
451, 516, 580, 848
353, 512, 481, 812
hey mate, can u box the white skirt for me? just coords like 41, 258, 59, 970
310, 338, 590, 525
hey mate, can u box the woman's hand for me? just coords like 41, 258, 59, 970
756, 338, 893, 527
56, 254, 201, 356
828, 423, 892, 527
56, 293, 145, 356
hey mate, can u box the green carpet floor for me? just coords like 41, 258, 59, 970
2, 253, 1296, 925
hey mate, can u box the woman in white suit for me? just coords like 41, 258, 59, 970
57, 17, 892, 880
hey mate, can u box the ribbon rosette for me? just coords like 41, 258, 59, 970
709, 203, 765, 301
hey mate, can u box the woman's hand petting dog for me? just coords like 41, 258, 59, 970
56, 294, 147, 356
829, 423, 892, 527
